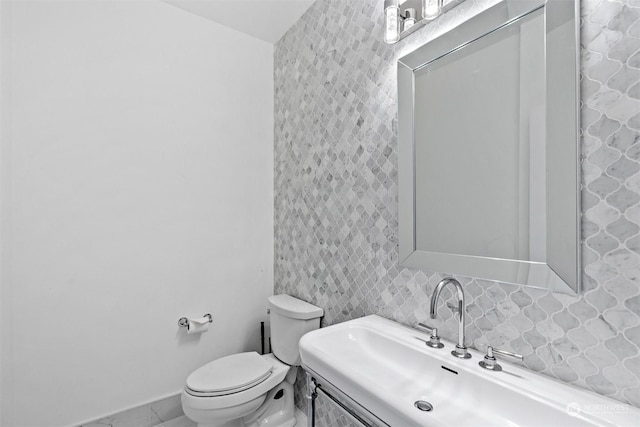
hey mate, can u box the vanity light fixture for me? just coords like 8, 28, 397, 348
384, 0, 401, 44
403, 8, 417, 30
423, 0, 442, 20
383, 0, 465, 44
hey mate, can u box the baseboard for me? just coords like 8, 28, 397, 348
80, 396, 307, 427
78, 393, 184, 427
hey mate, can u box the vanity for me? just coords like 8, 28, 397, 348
300, 316, 640, 427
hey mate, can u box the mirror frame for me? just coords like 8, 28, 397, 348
398, 0, 581, 293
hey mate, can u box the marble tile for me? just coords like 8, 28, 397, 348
154, 415, 196, 427
295, 408, 308, 426
273, 0, 640, 421
151, 409, 305, 427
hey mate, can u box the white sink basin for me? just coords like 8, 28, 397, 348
299, 315, 639, 427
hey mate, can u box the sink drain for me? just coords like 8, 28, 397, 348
414, 400, 433, 412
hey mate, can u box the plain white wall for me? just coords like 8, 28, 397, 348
0, 1, 13, 425
0, 1, 274, 426
0, 1, 6, 424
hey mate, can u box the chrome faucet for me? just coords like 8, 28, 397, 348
429, 278, 471, 359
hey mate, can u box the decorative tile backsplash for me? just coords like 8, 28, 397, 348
274, 0, 640, 418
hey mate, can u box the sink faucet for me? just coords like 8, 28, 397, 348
429, 278, 471, 359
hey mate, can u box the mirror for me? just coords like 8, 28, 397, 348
398, 0, 580, 293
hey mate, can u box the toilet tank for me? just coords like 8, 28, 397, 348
268, 295, 323, 366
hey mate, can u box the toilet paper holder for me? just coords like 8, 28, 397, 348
178, 313, 213, 328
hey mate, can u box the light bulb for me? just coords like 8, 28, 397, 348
422, 0, 441, 20
384, 0, 400, 44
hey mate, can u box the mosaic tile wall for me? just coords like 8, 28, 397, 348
273, 0, 640, 421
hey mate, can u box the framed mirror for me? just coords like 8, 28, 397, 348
398, 0, 580, 293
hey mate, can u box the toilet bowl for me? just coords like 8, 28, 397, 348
181, 295, 323, 427
181, 353, 294, 427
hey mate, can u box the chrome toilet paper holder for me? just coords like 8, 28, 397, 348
178, 313, 213, 328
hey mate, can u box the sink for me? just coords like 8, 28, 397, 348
299, 315, 639, 427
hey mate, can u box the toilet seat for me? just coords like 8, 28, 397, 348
182, 353, 291, 411
186, 352, 272, 397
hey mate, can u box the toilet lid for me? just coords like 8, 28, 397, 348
186, 352, 272, 394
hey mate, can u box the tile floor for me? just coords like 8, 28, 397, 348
154, 409, 307, 427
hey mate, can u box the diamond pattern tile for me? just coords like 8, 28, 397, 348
274, 0, 640, 420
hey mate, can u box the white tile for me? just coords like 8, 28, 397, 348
154, 415, 196, 427
295, 408, 308, 426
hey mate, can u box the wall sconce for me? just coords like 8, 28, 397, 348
383, 0, 465, 44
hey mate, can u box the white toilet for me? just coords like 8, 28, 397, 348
181, 295, 323, 427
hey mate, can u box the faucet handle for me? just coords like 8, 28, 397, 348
479, 346, 524, 371
491, 347, 524, 361
415, 322, 445, 349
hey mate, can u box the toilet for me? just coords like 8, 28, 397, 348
181, 295, 323, 427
